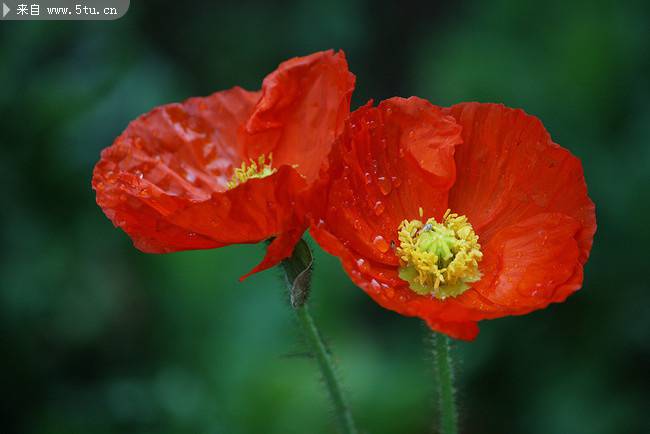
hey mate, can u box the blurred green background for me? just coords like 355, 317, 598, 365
1, 1, 649, 433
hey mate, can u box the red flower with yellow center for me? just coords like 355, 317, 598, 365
310, 97, 596, 340
93, 50, 355, 277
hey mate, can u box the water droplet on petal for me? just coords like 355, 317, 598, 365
373, 201, 385, 216
377, 176, 392, 195
373, 235, 389, 253
185, 170, 196, 183
356, 258, 369, 272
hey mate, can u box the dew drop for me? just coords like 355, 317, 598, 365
373, 201, 385, 216
185, 169, 197, 183
356, 258, 370, 272
377, 176, 392, 195
373, 235, 389, 253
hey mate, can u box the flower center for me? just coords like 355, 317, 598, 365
227, 154, 277, 189
396, 209, 483, 299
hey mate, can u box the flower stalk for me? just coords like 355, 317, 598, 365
295, 304, 358, 434
433, 332, 459, 434
281, 239, 358, 434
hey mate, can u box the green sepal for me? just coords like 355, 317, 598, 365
281, 238, 313, 308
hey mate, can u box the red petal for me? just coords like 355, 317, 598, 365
243, 50, 356, 183
239, 228, 305, 280
468, 213, 585, 314
445, 103, 596, 263
94, 51, 355, 276
311, 101, 596, 340
311, 214, 585, 339
310, 97, 462, 266
310, 224, 482, 340
93, 87, 260, 252
92, 89, 309, 273
424, 319, 479, 341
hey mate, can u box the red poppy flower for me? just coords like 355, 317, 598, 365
93, 50, 355, 277
310, 97, 596, 340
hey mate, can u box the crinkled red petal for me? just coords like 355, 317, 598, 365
240, 228, 305, 280
312, 100, 596, 340
444, 103, 596, 263
310, 97, 462, 267
312, 212, 586, 340
243, 49, 356, 183
93, 51, 356, 277
310, 224, 480, 340
93, 87, 261, 252
468, 212, 585, 312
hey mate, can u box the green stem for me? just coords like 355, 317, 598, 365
433, 333, 459, 434
279, 239, 357, 434
295, 304, 358, 434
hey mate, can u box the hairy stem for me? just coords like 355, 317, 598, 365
433, 333, 459, 434
295, 304, 358, 434
279, 239, 357, 434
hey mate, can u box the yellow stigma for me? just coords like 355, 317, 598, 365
396, 209, 483, 299
227, 154, 277, 189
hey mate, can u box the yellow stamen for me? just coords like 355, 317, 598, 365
227, 154, 277, 189
396, 209, 483, 299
